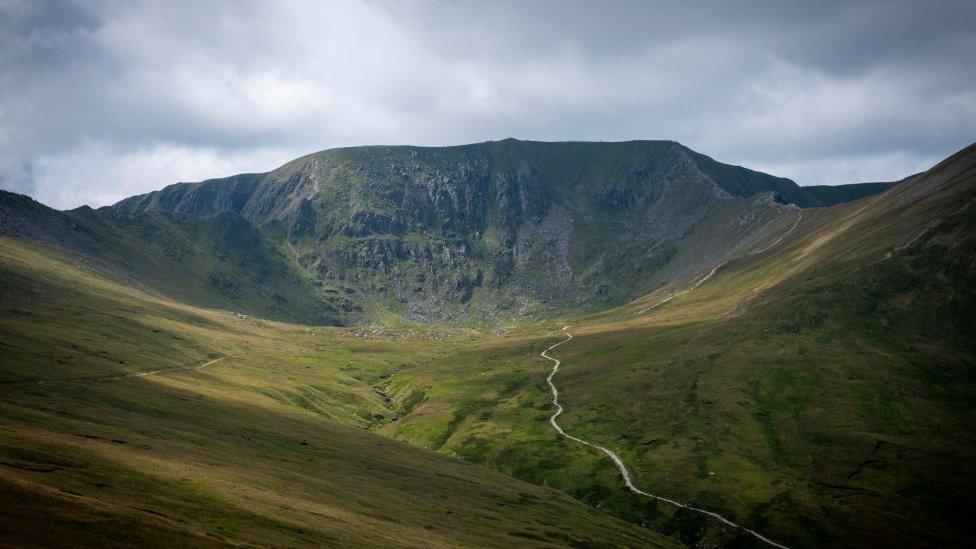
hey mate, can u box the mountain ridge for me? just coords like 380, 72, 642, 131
113, 139, 862, 216
1, 141, 974, 548
106, 139, 885, 323
4, 139, 897, 326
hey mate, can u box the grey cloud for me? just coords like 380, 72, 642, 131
1, 0, 974, 208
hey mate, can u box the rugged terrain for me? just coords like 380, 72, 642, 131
8, 140, 890, 325
377, 142, 976, 546
0, 237, 676, 548
1, 139, 972, 547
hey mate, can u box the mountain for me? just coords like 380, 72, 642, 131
0, 139, 972, 547
0, 236, 674, 548
800, 180, 897, 206
9, 140, 890, 325
378, 141, 976, 547
0, 190, 347, 324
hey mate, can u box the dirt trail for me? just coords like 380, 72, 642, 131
882, 198, 972, 260
3, 357, 226, 387
634, 209, 802, 315
542, 327, 788, 548
551, 210, 804, 546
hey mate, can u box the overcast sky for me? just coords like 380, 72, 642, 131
2, 0, 975, 209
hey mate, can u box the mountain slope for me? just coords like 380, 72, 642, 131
111, 140, 849, 323
375, 142, 976, 547
0, 190, 353, 325
0, 140, 970, 547
801, 181, 897, 206
2, 140, 891, 326
0, 236, 675, 548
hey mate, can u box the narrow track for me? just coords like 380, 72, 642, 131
548, 210, 804, 547
634, 209, 802, 316
542, 327, 788, 548
3, 357, 226, 386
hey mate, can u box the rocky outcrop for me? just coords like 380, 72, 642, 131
107, 139, 885, 323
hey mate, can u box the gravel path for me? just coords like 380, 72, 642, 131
3, 357, 226, 386
542, 327, 788, 548
546, 209, 804, 547
634, 210, 802, 316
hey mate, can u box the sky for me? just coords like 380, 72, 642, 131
2, 1, 975, 209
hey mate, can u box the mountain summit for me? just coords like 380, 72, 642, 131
1, 140, 974, 548
2, 140, 893, 325
95, 140, 885, 323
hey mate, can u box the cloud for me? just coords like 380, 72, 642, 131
31, 141, 293, 209
1, 0, 974, 208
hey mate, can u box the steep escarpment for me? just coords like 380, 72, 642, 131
0, 190, 347, 325
113, 140, 824, 323
376, 141, 976, 548
1, 140, 893, 324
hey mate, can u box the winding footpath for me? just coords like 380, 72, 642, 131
542, 329, 788, 548
634, 210, 802, 316
4, 357, 227, 386
752, 209, 803, 257
545, 210, 804, 548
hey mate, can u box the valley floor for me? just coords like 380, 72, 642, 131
0, 237, 672, 548
2, 144, 976, 548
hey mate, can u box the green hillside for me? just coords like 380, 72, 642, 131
0, 140, 970, 547
0, 191, 349, 325
800, 181, 897, 206
376, 143, 976, 547
0, 237, 675, 547
109, 140, 882, 324
3, 141, 892, 328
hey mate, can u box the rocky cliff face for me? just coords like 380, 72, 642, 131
111, 139, 817, 323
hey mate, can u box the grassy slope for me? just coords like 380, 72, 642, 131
109, 140, 841, 325
800, 181, 896, 207
0, 190, 348, 325
2, 144, 970, 547
6, 141, 889, 329
380, 144, 976, 547
0, 237, 676, 548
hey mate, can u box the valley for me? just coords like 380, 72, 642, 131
1, 140, 974, 547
